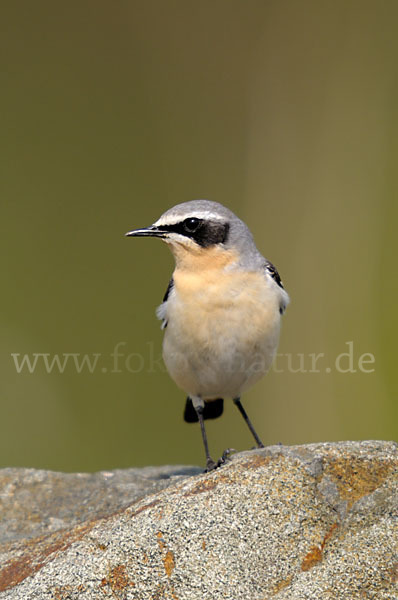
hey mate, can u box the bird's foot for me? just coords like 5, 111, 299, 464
204, 448, 235, 472
218, 448, 236, 465
250, 442, 265, 450
204, 458, 218, 472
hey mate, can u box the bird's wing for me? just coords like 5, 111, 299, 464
156, 277, 174, 329
162, 277, 174, 302
264, 260, 284, 289
264, 260, 289, 314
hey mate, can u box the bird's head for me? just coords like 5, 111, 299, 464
126, 200, 261, 270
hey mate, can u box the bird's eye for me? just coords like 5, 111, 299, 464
183, 217, 200, 232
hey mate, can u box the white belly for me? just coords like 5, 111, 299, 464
162, 270, 281, 399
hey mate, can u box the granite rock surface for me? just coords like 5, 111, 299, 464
0, 441, 396, 599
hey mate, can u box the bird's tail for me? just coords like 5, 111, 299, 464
184, 397, 224, 422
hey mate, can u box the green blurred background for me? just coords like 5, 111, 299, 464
1, 1, 397, 472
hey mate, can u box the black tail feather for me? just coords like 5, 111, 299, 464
184, 397, 224, 423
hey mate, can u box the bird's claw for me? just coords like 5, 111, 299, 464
204, 448, 236, 472
218, 447, 236, 465
204, 459, 218, 472
250, 442, 265, 450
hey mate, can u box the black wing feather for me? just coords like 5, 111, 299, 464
158, 278, 174, 329
163, 278, 174, 302
265, 260, 284, 289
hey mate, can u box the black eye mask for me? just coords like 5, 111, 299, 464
160, 219, 230, 248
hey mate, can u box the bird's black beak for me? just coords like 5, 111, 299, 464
125, 225, 167, 239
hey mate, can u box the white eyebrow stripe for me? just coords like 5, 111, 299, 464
154, 211, 226, 227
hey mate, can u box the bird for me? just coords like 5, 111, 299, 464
126, 200, 289, 471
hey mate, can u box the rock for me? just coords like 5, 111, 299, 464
0, 441, 396, 599
0, 465, 201, 546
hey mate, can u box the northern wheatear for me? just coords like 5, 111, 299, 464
126, 200, 289, 471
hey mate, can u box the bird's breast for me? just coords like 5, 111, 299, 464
171, 268, 277, 337
161, 267, 281, 398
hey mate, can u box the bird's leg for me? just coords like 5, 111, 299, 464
191, 397, 217, 471
233, 398, 264, 448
